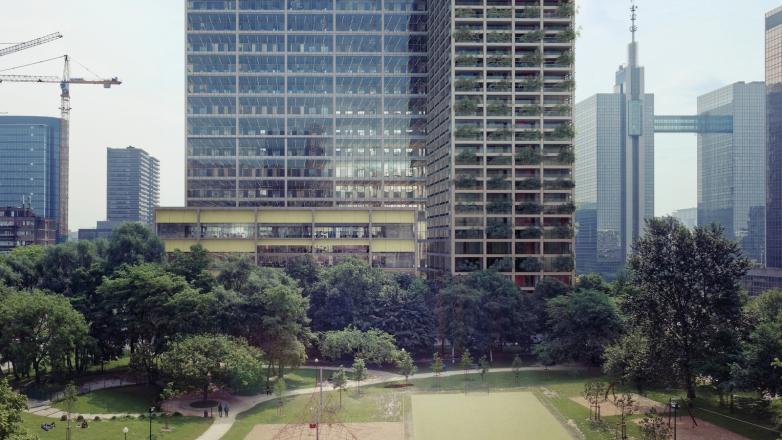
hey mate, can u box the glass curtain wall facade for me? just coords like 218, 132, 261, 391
185, 0, 427, 217
0, 116, 62, 239
767, 6, 782, 268
697, 82, 766, 264
107, 147, 161, 225
426, 0, 576, 288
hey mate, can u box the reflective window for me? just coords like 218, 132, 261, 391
258, 224, 313, 238
384, 0, 426, 11
189, 1, 236, 10
384, 56, 427, 74
288, 35, 333, 52
158, 223, 199, 238
239, 13, 284, 30
188, 13, 236, 31
288, 14, 333, 31
336, 35, 381, 52
239, 55, 284, 73
188, 117, 236, 136
239, 118, 285, 135
288, 138, 333, 156
372, 253, 415, 268
336, 77, 381, 94
189, 138, 236, 157
239, 76, 284, 94
288, 159, 334, 177
239, 97, 285, 115
384, 14, 426, 32
188, 55, 235, 73
384, 35, 427, 52
188, 34, 236, 52
336, 56, 381, 73
384, 97, 426, 115
201, 223, 254, 239
336, 118, 380, 136
288, 0, 332, 9
288, 117, 333, 135
239, 159, 285, 177
287, 55, 333, 73
239, 35, 284, 52
287, 76, 333, 94
314, 225, 369, 238
335, 97, 381, 115
189, 97, 236, 115
239, 138, 285, 156
384, 77, 426, 94
240, 0, 284, 9
288, 97, 333, 115
335, 0, 380, 10
335, 14, 381, 31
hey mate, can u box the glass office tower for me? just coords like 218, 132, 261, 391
0, 116, 63, 239
185, 0, 427, 215
698, 82, 766, 264
767, 5, 782, 268
107, 146, 160, 225
426, 0, 576, 288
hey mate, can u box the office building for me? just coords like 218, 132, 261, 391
575, 25, 654, 279
767, 6, 782, 268
671, 207, 697, 230
155, 207, 417, 272
698, 82, 766, 263
107, 146, 160, 225
0, 116, 65, 240
425, 0, 576, 288
0, 206, 56, 252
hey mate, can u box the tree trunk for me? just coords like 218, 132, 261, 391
685, 371, 696, 399
203, 383, 209, 402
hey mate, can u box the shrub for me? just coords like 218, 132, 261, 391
60, 414, 67, 421
76, 415, 84, 422
173, 411, 183, 417
93, 416, 101, 421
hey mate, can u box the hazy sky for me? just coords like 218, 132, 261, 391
0, 0, 778, 229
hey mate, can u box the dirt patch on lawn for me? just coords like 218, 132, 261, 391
570, 394, 663, 416
244, 422, 404, 440
634, 416, 750, 440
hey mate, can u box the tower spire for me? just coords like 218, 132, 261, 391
630, 1, 638, 43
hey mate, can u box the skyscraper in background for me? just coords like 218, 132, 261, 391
766, 5, 782, 268
106, 146, 160, 225
697, 82, 766, 264
0, 116, 64, 241
574, 19, 654, 279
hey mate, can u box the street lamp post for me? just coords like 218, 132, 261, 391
148, 406, 155, 440
314, 358, 322, 440
670, 401, 679, 440
123, 426, 128, 440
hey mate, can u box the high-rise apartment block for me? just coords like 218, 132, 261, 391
0, 116, 64, 240
575, 32, 654, 279
767, 5, 782, 268
184, 0, 575, 284
106, 146, 160, 225
698, 82, 766, 264
0, 206, 56, 252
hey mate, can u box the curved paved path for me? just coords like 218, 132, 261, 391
190, 365, 573, 440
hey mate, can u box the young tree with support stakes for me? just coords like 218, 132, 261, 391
331, 366, 348, 408
159, 383, 177, 431
612, 394, 638, 440
396, 349, 417, 385
582, 381, 606, 422
63, 383, 78, 439
431, 352, 444, 388
511, 355, 523, 385
638, 408, 671, 440
479, 356, 490, 384
275, 378, 287, 415
459, 350, 473, 383
352, 357, 367, 396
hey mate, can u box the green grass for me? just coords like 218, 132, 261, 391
412, 391, 572, 440
277, 368, 319, 390
51, 384, 160, 415
22, 413, 212, 440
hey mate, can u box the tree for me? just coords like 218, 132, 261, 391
158, 334, 266, 401
0, 245, 44, 289
436, 283, 481, 356
638, 408, 672, 440
431, 352, 444, 388
575, 273, 611, 294
734, 290, 782, 395
396, 349, 417, 384
582, 381, 606, 421
535, 289, 623, 365
253, 284, 311, 380
166, 244, 214, 292
0, 378, 37, 440
0, 290, 89, 382
320, 328, 399, 366
105, 223, 165, 270
459, 350, 473, 379
479, 356, 490, 384
274, 378, 287, 414
284, 255, 321, 291
159, 383, 178, 431
374, 278, 436, 353
352, 357, 367, 395
331, 366, 348, 408
602, 330, 657, 394
63, 383, 78, 439
512, 355, 524, 385
625, 218, 749, 399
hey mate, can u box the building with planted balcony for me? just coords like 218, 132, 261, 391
425, 0, 576, 288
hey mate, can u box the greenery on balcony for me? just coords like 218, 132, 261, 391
516, 148, 542, 165
486, 102, 511, 116
518, 104, 542, 116
517, 227, 542, 239
555, 51, 575, 66
547, 225, 574, 239
455, 55, 481, 67
548, 103, 571, 116
453, 28, 481, 43
517, 202, 543, 215
552, 255, 575, 272
454, 173, 480, 188
486, 55, 512, 67
555, 1, 575, 18
489, 257, 513, 272
555, 27, 578, 42
456, 202, 483, 213
454, 126, 481, 139
487, 199, 512, 214
487, 80, 512, 92
519, 76, 542, 91
455, 259, 481, 272
456, 228, 483, 239
518, 257, 543, 272
454, 98, 480, 115
548, 122, 575, 140
520, 5, 540, 18
518, 30, 544, 43
551, 79, 575, 92
556, 147, 575, 164
455, 78, 480, 91
487, 155, 512, 166
488, 128, 513, 140
517, 177, 541, 190
486, 32, 512, 43
455, 149, 479, 164
545, 201, 576, 214
486, 7, 512, 18
455, 8, 480, 18
487, 175, 510, 190
520, 50, 543, 66
544, 178, 575, 190
487, 221, 512, 239
516, 129, 542, 141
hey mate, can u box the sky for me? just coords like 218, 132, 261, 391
0, 0, 778, 230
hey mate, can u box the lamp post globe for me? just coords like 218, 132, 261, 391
123, 426, 128, 440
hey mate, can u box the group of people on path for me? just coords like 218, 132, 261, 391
217, 402, 230, 417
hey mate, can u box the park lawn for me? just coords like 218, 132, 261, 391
222, 385, 403, 440
51, 384, 160, 415
22, 413, 212, 440
412, 391, 573, 440
276, 368, 319, 390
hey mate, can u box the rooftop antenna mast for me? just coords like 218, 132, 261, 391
630, 1, 638, 43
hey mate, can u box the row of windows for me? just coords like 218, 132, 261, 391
188, 55, 427, 74
189, 0, 426, 12
188, 34, 427, 53
187, 117, 426, 136
188, 76, 427, 95
188, 137, 424, 155
188, 13, 427, 32
158, 222, 413, 239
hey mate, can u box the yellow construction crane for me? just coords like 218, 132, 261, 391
0, 54, 121, 238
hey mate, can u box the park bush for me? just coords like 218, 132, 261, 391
60, 414, 67, 421
76, 415, 84, 421
93, 416, 101, 421
172, 411, 183, 417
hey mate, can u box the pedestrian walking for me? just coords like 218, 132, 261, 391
224, 403, 230, 417
217, 402, 223, 417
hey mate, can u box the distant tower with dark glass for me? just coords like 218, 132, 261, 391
698, 82, 766, 264
107, 146, 160, 225
0, 116, 64, 240
766, 5, 782, 268
574, 6, 654, 279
